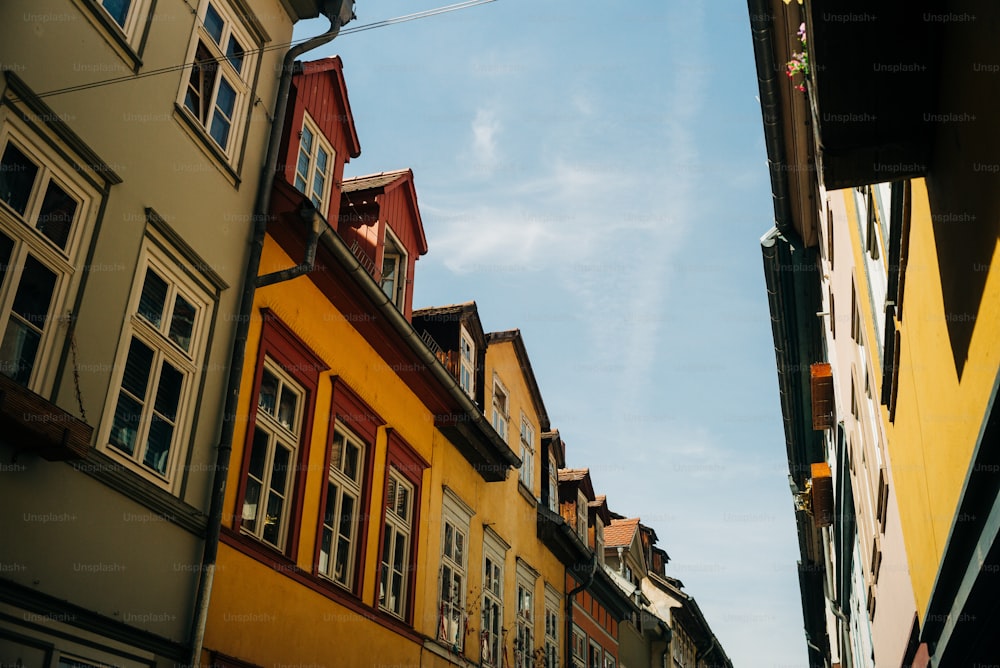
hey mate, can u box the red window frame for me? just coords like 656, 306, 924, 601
232, 308, 327, 558
312, 375, 383, 595
375, 428, 428, 625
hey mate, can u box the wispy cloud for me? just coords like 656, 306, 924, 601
469, 108, 500, 175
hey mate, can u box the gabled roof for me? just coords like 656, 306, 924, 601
558, 468, 589, 482
605, 517, 640, 548
299, 57, 360, 159
486, 329, 550, 432
340, 169, 428, 255
341, 169, 411, 193
413, 301, 477, 318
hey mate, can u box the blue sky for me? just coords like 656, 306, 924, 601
299, 1, 806, 664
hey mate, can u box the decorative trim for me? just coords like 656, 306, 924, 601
145, 208, 228, 292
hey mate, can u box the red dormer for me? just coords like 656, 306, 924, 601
277, 56, 361, 218
339, 170, 428, 321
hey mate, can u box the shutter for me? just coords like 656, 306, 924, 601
810, 363, 835, 430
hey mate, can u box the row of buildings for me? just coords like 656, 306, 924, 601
750, 0, 999, 665
0, 1, 732, 667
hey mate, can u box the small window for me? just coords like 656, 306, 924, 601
543, 587, 560, 668
241, 360, 303, 549
588, 640, 602, 668
459, 328, 475, 398
519, 414, 534, 490
547, 452, 558, 512
515, 578, 534, 668
380, 229, 407, 310
482, 533, 507, 667
293, 113, 335, 215
491, 376, 509, 443
318, 424, 366, 588
179, 0, 257, 161
572, 625, 587, 666
438, 488, 473, 651
576, 490, 587, 540
379, 469, 415, 619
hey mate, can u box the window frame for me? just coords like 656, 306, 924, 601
481, 528, 509, 667
514, 559, 538, 668
176, 0, 261, 166
101, 245, 212, 486
491, 374, 509, 443
379, 467, 415, 620
379, 227, 408, 310
317, 421, 366, 590
576, 490, 588, 540
518, 412, 534, 491
588, 639, 602, 668
233, 310, 326, 556
293, 112, 336, 216
313, 377, 381, 595
0, 113, 98, 395
438, 487, 475, 652
571, 624, 587, 668
459, 327, 475, 398
543, 585, 560, 668
375, 429, 427, 624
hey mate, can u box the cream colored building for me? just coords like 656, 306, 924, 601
0, 0, 335, 664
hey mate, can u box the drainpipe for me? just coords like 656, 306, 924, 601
565, 553, 596, 668
186, 3, 353, 666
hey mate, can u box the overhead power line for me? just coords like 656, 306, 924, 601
27, 0, 496, 100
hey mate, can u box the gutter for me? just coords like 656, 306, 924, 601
186, 3, 353, 665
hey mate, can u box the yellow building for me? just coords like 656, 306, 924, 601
200, 60, 518, 667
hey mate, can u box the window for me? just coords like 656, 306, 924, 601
241, 360, 303, 549
104, 242, 211, 483
491, 376, 509, 443
95, 0, 149, 39
514, 560, 538, 668
519, 414, 534, 490
576, 490, 588, 540
547, 452, 558, 513
543, 587, 560, 668
604, 652, 616, 668
482, 530, 508, 667
572, 625, 587, 667
179, 0, 256, 159
595, 518, 604, 565
379, 469, 414, 619
318, 424, 365, 588
380, 229, 407, 310
589, 640, 602, 668
439, 487, 474, 651
293, 114, 335, 215
459, 328, 475, 398
0, 122, 95, 391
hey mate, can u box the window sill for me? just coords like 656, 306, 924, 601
517, 480, 537, 507
69, 0, 145, 73
172, 103, 242, 189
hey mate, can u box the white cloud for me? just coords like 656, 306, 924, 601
469, 108, 501, 175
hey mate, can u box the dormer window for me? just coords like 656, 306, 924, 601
595, 519, 604, 565
576, 490, 587, 540
459, 328, 475, 398
293, 113, 334, 216
380, 229, 407, 310
491, 376, 509, 443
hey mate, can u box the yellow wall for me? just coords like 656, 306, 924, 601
844, 181, 1000, 618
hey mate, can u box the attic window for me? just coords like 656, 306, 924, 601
380, 229, 407, 310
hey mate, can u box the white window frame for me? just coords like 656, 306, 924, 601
543, 585, 560, 668
491, 374, 509, 443
380, 228, 407, 310
379, 468, 415, 619
588, 639, 602, 668
481, 528, 508, 667
576, 490, 588, 540
239, 358, 303, 549
547, 452, 558, 513
100, 237, 212, 489
293, 112, 335, 216
439, 487, 475, 650
514, 559, 538, 668
603, 651, 616, 668
459, 327, 475, 398
94, 0, 151, 42
519, 413, 534, 491
318, 422, 366, 588
572, 624, 587, 668
595, 517, 605, 565
178, 0, 256, 160
0, 113, 97, 394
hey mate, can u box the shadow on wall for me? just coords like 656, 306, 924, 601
926, 0, 1000, 381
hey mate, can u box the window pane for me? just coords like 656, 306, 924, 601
169, 293, 196, 351
330, 429, 344, 470
296, 151, 310, 185
262, 492, 283, 545
144, 415, 173, 474
209, 78, 236, 148
339, 494, 355, 542
312, 171, 325, 200
344, 440, 359, 481
258, 369, 277, 416
0, 143, 38, 216
203, 3, 224, 44
138, 269, 167, 328
215, 77, 236, 116
121, 337, 153, 398
319, 524, 332, 574
335, 535, 350, 583
101, 0, 131, 26
226, 35, 244, 73
270, 443, 291, 495
300, 126, 313, 153
109, 393, 143, 455
294, 174, 307, 193
247, 427, 269, 479
154, 360, 183, 420
210, 108, 233, 148
444, 523, 453, 559
242, 478, 261, 529
324, 481, 338, 528
316, 147, 328, 173
277, 384, 297, 432
0, 319, 40, 385
395, 483, 409, 520
12, 256, 56, 325
37, 180, 77, 249
185, 42, 217, 123
0, 232, 12, 294
455, 531, 464, 565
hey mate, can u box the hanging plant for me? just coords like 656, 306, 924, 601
786, 22, 810, 93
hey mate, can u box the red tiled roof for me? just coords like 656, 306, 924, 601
341, 169, 410, 193
604, 517, 640, 548
558, 468, 589, 482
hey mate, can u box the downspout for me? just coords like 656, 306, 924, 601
186, 4, 353, 666
695, 635, 716, 668
565, 553, 596, 668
